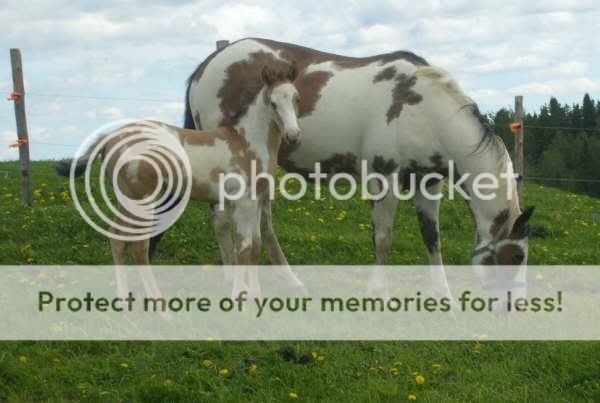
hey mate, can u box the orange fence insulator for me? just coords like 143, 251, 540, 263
510, 122, 523, 133
7, 91, 22, 101
9, 139, 28, 148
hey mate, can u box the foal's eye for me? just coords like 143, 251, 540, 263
270, 102, 277, 109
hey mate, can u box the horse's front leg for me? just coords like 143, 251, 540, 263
367, 186, 399, 299
414, 180, 452, 301
260, 199, 307, 295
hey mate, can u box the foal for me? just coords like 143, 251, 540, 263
60, 62, 303, 299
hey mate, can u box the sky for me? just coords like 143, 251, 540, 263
1, 0, 599, 161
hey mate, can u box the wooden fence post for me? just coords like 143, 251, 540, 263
216, 40, 229, 50
9, 48, 32, 206
514, 95, 524, 207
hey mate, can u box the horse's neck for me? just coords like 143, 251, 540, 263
458, 147, 521, 243
236, 89, 280, 169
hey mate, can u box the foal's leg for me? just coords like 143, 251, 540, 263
211, 205, 236, 283
414, 180, 452, 299
130, 238, 163, 300
231, 199, 260, 298
260, 200, 306, 294
110, 222, 130, 301
367, 189, 399, 298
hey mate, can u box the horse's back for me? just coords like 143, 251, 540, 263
188, 38, 451, 173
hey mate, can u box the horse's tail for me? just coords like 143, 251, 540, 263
183, 79, 196, 130
55, 135, 107, 178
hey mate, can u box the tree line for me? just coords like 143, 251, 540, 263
491, 93, 600, 197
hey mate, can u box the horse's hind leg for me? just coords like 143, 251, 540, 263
367, 189, 399, 298
414, 180, 452, 299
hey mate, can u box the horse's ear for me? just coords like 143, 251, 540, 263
261, 65, 273, 86
511, 206, 535, 238
287, 61, 298, 81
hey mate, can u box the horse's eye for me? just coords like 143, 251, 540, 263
512, 253, 525, 265
271, 102, 277, 109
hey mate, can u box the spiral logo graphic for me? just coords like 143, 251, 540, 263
70, 120, 192, 241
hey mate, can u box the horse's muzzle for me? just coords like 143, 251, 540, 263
285, 130, 301, 145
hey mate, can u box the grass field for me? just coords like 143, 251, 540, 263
1, 160, 600, 401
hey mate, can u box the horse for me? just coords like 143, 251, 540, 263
156, 38, 534, 299
57, 62, 305, 299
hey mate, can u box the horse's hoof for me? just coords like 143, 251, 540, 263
367, 283, 390, 301
284, 284, 309, 297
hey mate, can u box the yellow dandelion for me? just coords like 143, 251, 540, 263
311, 351, 318, 360
415, 375, 425, 385
164, 379, 174, 386
53, 358, 60, 364
317, 217, 325, 224
218, 368, 230, 377
120, 362, 129, 368
202, 359, 213, 368
408, 394, 417, 401
368, 367, 377, 373
389, 367, 399, 376
310, 234, 318, 242
18, 356, 28, 364
394, 361, 402, 367
304, 211, 311, 217
289, 392, 298, 400
432, 363, 441, 370
317, 355, 325, 361
474, 342, 482, 353
249, 364, 258, 375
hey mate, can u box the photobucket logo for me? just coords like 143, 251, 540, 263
218, 160, 518, 209
70, 120, 192, 241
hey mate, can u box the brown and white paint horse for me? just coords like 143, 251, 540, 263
157, 38, 534, 298
58, 62, 305, 299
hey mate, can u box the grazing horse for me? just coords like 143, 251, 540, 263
57, 62, 305, 299
158, 38, 534, 298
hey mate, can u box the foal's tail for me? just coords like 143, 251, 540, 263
55, 135, 108, 178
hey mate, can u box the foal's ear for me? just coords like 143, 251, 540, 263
261, 65, 273, 86
287, 61, 298, 81
511, 206, 535, 238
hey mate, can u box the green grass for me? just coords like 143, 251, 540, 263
1, 160, 599, 401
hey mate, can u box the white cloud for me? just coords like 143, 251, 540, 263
509, 78, 600, 96
99, 107, 124, 120
201, 4, 275, 39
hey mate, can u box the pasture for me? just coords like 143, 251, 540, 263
1, 160, 600, 401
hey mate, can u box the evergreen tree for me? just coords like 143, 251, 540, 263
582, 93, 596, 134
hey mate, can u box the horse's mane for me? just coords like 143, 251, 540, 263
414, 66, 502, 155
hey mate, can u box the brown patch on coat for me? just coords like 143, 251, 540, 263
490, 209, 509, 237
295, 70, 333, 117
373, 66, 397, 83
218, 51, 290, 126
482, 244, 525, 267
386, 74, 423, 124
372, 155, 399, 175
254, 38, 429, 69
397, 153, 448, 189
